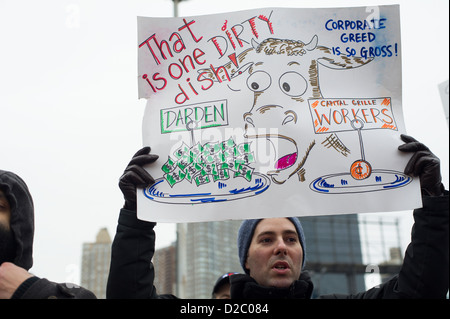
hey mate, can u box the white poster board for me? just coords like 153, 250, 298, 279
136, 5, 422, 223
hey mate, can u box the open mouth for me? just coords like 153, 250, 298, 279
272, 261, 290, 273
272, 137, 298, 171
275, 152, 298, 170
274, 264, 288, 270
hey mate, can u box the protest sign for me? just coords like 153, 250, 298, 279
136, 5, 422, 222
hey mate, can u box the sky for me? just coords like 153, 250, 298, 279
0, 0, 448, 286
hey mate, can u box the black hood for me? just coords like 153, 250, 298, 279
0, 170, 34, 270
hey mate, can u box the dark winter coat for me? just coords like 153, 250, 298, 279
0, 170, 96, 299
106, 191, 449, 299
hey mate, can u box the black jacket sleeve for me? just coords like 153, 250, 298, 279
322, 191, 449, 299
11, 276, 96, 299
395, 191, 449, 298
106, 209, 161, 299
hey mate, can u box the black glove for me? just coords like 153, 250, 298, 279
398, 134, 444, 196
119, 147, 159, 211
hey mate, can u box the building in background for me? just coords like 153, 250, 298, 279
176, 220, 242, 299
81, 228, 111, 299
300, 214, 403, 297
153, 242, 177, 296
300, 214, 366, 296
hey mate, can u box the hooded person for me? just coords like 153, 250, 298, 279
0, 170, 34, 270
0, 170, 96, 299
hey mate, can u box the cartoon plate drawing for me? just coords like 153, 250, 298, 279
310, 170, 412, 194
144, 174, 270, 204
309, 108, 412, 193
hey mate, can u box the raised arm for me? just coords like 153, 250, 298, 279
395, 134, 448, 298
106, 147, 163, 299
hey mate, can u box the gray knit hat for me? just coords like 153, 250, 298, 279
237, 217, 306, 274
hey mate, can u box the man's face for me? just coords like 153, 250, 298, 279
245, 218, 303, 288
0, 190, 11, 230
0, 190, 15, 265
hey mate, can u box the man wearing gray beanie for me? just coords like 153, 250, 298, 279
238, 217, 306, 273
231, 217, 313, 298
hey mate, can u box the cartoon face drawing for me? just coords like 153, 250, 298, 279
200, 35, 373, 184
